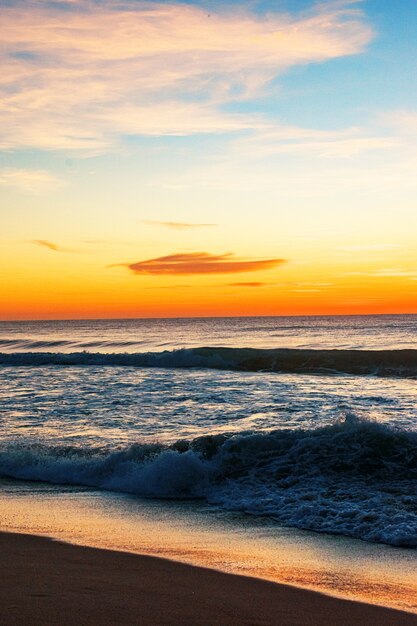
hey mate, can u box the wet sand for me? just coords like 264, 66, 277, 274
0, 532, 416, 626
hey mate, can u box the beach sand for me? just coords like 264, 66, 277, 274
0, 532, 416, 626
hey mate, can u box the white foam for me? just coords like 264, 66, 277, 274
1, 418, 416, 547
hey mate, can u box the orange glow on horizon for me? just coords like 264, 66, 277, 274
2, 253, 416, 320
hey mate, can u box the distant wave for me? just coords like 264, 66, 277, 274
0, 338, 145, 350
1, 416, 416, 546
1, 347, 417, 377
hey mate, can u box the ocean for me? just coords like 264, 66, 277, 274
0, 315, 417, 610
0, 315, 417, 612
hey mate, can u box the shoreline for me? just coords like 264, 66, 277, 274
1, 479, 417, 614
1, 532, 416, 625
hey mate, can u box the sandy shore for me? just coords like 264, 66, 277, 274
0, 532, 416, 626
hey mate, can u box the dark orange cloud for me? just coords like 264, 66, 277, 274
121, 252, 286, 275
141, 221, 216, 230
31, 239, 64, 252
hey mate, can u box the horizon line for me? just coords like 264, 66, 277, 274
1, 312, 416, 324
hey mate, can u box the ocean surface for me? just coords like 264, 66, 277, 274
1, 315, 417, 549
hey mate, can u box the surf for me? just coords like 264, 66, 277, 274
1, 347, 417, 378
1, 417, 416, 547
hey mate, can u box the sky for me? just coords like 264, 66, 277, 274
1, 0, 416, 319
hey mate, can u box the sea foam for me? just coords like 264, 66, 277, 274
1, 417, 416, 547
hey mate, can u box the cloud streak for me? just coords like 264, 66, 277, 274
342, 269, 417, 278
0, 168, 61, 192
338, 243, 402, 252
0, 1, 372, 151
232, 126, 397, 159
118, 252, 286, 275
228, 282, 270, 287
141, 221, 217, 230
31, 240, 66, 252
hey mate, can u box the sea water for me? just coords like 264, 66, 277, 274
1, 315, 417, 611
0, 315, 416, 548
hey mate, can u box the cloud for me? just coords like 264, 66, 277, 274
0, 168, 62, 192
338, 243, 402, 252
118, 252, 286, 275
293, 282, 334, 287
141, 221, 217, 230
342, 269, 417, 278
228, 282, 270, 287
230, 124, 397, 160
0, 1, 372, 151
31, 239, 66, 252
380, 111, 417, 135
142, 284, 192, 290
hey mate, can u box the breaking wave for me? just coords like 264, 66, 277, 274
1, 347, 417, 378
1, 416, 416, 547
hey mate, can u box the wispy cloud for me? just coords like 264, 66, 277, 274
380, 110, 417, 135
116, 252, 286, 275
141, 221, 217, 230
0, 168, 62, 192
228, 282, 271, 287
31, 239, 66, 252
0, 1, 372, 152
232, 126, 396, 160
293, 282, 334, 287
142, 284, 192, 290
338, 243, 402, 252
342, 269, 417, 278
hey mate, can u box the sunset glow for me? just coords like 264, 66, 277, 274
1, 0, 416, 319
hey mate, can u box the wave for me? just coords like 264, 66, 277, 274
1, 347, 417, 377
1, 416, 416, 547
0, 338, 145, 350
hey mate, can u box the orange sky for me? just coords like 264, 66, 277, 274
2, 239, 417, 319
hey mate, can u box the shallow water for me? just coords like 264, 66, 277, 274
0, 479, 416, 613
